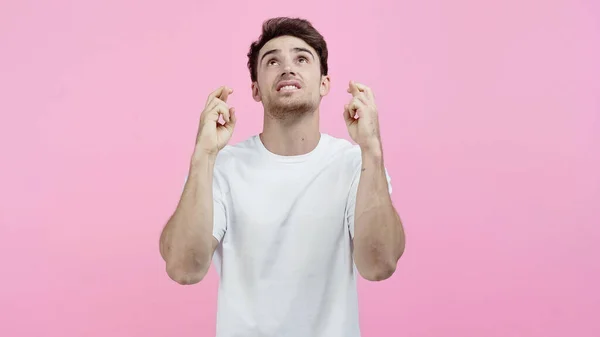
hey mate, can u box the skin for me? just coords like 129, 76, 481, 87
159, 35, 405, 284
251, 36, 331, 156
159, 86, 235, 285
343, 82, 405, 281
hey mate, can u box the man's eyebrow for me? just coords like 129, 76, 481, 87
260, 48, 315, 63
292, 47, 315, 59
260, 49, 280, 63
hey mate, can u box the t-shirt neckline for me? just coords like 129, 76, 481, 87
255, 133, 328, 163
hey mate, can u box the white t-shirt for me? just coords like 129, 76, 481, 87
208, 133, 392, 337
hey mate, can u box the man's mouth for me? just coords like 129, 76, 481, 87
276, 81, 302, 92
279, 85, 300, 92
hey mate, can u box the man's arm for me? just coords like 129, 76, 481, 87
352, 148, 405, 281
342, 80, 405, 282
160, 85, 235, 285
159, 152, 220, 285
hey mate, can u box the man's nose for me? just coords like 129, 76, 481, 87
282, 64, 296, 77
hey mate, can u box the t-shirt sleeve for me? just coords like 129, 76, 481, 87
182, 174, 227, 242
345, 167, 393, 239
212, 188, 227, 242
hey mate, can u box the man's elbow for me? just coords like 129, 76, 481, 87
165, 261, 209, 285
357, 260, 398, 282
356, 243, 405, 281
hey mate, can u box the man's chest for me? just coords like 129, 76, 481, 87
220, 164, 354, 253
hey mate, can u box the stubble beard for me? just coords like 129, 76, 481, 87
264, 92, 318, 124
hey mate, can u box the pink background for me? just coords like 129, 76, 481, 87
1, 0, 599, 336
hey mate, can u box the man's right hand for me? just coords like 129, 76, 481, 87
195, 86, 237, 156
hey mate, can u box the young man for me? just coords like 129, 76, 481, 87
159, 17, 405, 337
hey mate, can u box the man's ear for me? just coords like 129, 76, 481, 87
320, 75, 331, 97
251, 82, 261, 102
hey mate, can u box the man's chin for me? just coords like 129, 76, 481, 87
267, 100, 315, 119
273, 96, 304, 107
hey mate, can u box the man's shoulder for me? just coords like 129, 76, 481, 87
323, 133, 359, 151
214, 135, 260, 167
208, 136, 259, 195
321, 133, 363, 167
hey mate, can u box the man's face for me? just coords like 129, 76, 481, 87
252, 35, 330, 119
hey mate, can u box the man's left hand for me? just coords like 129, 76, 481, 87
344, 81, 383, 154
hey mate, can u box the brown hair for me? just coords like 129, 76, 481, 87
247, 17, 329, 82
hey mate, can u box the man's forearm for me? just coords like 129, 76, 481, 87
160, 151, 217, 284
353, 148, 405, 281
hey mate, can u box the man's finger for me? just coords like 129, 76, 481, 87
206, 86, 224, 106
355, 92, 369, 106
347, 81, 361, 97
206, 86, 231, 106
203, 99, 231, 124
350, 97, 366, 117
216, 102, 231, 123
223, 107, 237, 132
347, 82, 375, 102
354, 83, 374, 102
218, 87, 234, 102
343, 104, 351, 119
228, 107, 236, 125
343, 104, 356, 126
205, 97, 225, 115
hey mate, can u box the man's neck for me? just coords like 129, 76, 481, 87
260, 111, 321, 156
